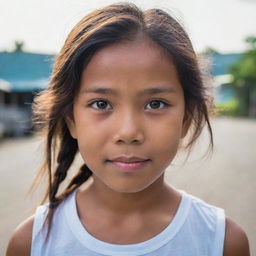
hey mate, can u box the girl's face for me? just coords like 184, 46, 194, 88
68, 39, 187, 193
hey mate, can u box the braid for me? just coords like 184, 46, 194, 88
45, 123, 93, 239
50, 164, 93, 209
48, 124, 77, 208
67, 164, 93, 189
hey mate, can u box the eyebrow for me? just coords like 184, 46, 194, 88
81, 86, 176, 96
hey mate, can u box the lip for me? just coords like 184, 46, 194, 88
110, 156, 149, 163
108, 156, 150, 172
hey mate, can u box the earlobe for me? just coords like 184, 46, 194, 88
65, 115, 77, 139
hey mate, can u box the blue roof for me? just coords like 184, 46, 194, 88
207, 53, 242, 76
0, 52, 54, 92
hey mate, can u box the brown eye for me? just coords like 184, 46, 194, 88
97, 101, 108, 109
146, 100, 167, 110
89, 100, 112, 110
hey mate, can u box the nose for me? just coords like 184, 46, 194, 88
113, 110, 145, 145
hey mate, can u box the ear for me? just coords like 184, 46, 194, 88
65, 115, 77, 139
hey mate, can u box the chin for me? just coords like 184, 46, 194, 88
107, 181, 152, 194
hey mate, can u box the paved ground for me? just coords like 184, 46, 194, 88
1, 117, 255, 255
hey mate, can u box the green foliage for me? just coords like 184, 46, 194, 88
246, 36, 256, 48
216, 99, 239, 117
13, 40, 24, 52
201, 47, 219, 55
228, 36, 256, 117
230, 37, 256, 83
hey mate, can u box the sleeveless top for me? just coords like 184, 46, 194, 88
31, 189, 226, 256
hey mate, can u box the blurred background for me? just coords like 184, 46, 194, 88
0, 0, 255, 255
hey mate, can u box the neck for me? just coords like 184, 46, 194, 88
81, 174, 177, 215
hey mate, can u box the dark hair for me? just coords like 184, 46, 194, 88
33, 2, 213, 235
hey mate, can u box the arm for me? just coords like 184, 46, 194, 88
6, 215, 34, 256
223, 217, 250, 256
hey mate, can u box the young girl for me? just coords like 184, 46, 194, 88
7, 3, 250, 256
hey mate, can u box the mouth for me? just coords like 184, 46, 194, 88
106, 156, 151, 172
109, 156, 150, 162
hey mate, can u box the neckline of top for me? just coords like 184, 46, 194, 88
64, 188, 192, 256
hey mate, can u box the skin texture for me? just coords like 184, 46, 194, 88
6, 39, 250, 255
70, 39, 187, 197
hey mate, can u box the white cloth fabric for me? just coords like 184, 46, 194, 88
31, 189, 225, 256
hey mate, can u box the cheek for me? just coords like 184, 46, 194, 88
75, 118, 109, 162
75, 110, 108, 140
150, 117, 183, 158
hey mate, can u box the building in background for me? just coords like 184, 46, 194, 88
0, 52, 53, 136
208, 53, 242, 104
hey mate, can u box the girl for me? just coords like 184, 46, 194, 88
7, 3, 249, 256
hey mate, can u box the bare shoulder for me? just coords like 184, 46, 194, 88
6, 215, 34, 256
224, 216, 250, 256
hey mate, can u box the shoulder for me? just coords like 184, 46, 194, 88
224, 216, 250, 256
6, 215, 34, 256
184, 193, 250, 255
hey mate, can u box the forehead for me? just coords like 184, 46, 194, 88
86, 38, 174, 72
80, 38, 182, 94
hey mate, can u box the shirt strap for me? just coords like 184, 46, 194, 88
211, 207, 226, 256
31, 204, 48, 256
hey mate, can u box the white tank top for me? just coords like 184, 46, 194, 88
31, 189, 225, 256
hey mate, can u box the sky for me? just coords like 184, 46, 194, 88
0, 0, 255, 54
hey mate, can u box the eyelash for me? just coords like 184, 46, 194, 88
87, 99, 170, 111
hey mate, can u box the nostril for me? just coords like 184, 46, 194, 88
116, 137, 143, 145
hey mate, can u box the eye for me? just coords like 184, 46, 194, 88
146, 100, 169, 110
88, 100, 112, 110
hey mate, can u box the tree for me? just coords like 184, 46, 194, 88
13, 40, 24, 52
201, 47, 219, 55
229, 36, 256, 118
